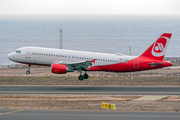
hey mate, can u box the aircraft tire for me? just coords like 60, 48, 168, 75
78, 75, 84, 81
26, 70, 30, 74
83, 73, 89, 79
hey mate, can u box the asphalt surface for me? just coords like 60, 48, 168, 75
0, 85, 180, 95
0, 109, 180, 120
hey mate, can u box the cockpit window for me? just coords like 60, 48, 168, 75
15, 50, 21, 53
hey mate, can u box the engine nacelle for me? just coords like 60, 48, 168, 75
51, 64, 73, 74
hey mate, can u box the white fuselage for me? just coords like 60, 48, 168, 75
8, 47, 137, 66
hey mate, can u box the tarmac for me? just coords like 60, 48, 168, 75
0, 85, 180, 95
0, 109, 180, 120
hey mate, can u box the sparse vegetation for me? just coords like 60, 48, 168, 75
0, 76, 180, 85
4, 106, 10, 109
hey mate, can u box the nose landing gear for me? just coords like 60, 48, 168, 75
26, 64, 31, 74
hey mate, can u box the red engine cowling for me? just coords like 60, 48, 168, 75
51, 64, 68, 74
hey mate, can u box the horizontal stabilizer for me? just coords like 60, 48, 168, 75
148, 62, 164, 66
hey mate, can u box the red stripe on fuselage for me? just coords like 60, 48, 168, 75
13, 57, 171, 73
89, 57, 172, 72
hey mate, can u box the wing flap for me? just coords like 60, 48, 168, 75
53, 60, 94, 70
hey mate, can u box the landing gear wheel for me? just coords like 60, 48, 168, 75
26, 70, 30, 74
78, 75, 84, 81
26, 64, 31, 74
83, 73, 89, 79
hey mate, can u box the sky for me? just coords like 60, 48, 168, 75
0, 0, 180, 15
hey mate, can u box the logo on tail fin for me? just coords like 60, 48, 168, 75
155, 43, 164, 52
152, 37, 169, 57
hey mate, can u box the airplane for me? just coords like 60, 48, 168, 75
8, 33, 172, 81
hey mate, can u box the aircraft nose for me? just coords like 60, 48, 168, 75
7, 53, 15, 61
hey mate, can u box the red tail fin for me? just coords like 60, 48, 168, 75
140, 33, 172, 60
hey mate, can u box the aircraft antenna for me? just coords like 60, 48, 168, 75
59, 28, 62, 49
129, 46, 131, 56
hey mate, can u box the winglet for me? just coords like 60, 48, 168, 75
92, 59, 97, 63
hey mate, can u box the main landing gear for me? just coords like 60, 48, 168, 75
26, 64, 31, 74
77, 69, 89, 81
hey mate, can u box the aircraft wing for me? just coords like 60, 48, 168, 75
53, 60, 95, 70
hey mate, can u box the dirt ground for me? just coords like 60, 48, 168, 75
1, 65, 180, 112
1, 66, 180, 85
0, 95, 180, 112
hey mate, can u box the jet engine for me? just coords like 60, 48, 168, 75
51, 64, 73, 74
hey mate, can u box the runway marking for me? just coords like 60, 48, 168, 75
0, 109, 23, 116
134, 95, 168, 101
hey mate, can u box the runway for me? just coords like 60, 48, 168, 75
0, 109, 180, 120
0, 85, 180, 95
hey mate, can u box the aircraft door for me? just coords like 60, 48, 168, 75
134, 58, 139, 68
25, 48, 32, 59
